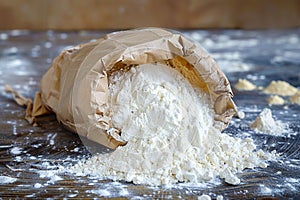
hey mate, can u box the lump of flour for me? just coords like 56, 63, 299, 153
289, 91, 300, 105
68, 63, 275, 186
251, 108, 286, 135
234, 79, 256, 91
263, 80, 298, 96
268, 95, 285, 105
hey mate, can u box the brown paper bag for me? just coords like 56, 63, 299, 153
16, 28, 237, 149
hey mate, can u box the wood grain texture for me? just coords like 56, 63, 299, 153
0, 0, 299, 30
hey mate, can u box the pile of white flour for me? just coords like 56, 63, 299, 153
68, 63, 274, 186
251, 108, 287, 135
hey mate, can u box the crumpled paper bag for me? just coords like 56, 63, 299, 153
11, 28, 237, 149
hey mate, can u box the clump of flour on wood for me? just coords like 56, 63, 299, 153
234, 79, 256, 91
263, 80, 298, 96
290, 91, 300, 105
268, 95, 285, 105
251, 108, 287, 135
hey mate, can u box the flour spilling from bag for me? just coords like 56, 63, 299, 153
67, 63, 276, 186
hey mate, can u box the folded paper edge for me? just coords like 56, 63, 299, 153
4, 85, 53, 126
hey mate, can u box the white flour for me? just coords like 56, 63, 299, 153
10, 147, 23, 155
263, 80, 298, 96
290, 91, 300, 105
251, 108, 287, 135
234, 79, 256, 91
0, 175, 17, 184
69, 63, 275, 186
198, 194, 212, 200
268, 95, 285, 105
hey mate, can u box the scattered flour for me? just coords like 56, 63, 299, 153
0, 175, 17, 184
234, 79, 256, 91
289, 91, 300, 105
68, 63, 275, 186
86, 182, 130, 197
197, 194, 223, 200
217, 195, 224, 200
263, 80, 298, 96
286, 177, 299, 183
34, 183, 43, 188
268, 95, 285, 105
37, 170, 63, 184
88, 189, 111, 197
198, 194, 211, 200
257, 86, 264, 90
251, 108, 287, 135
259, 184, 273, 195
10, 147, 23, 155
